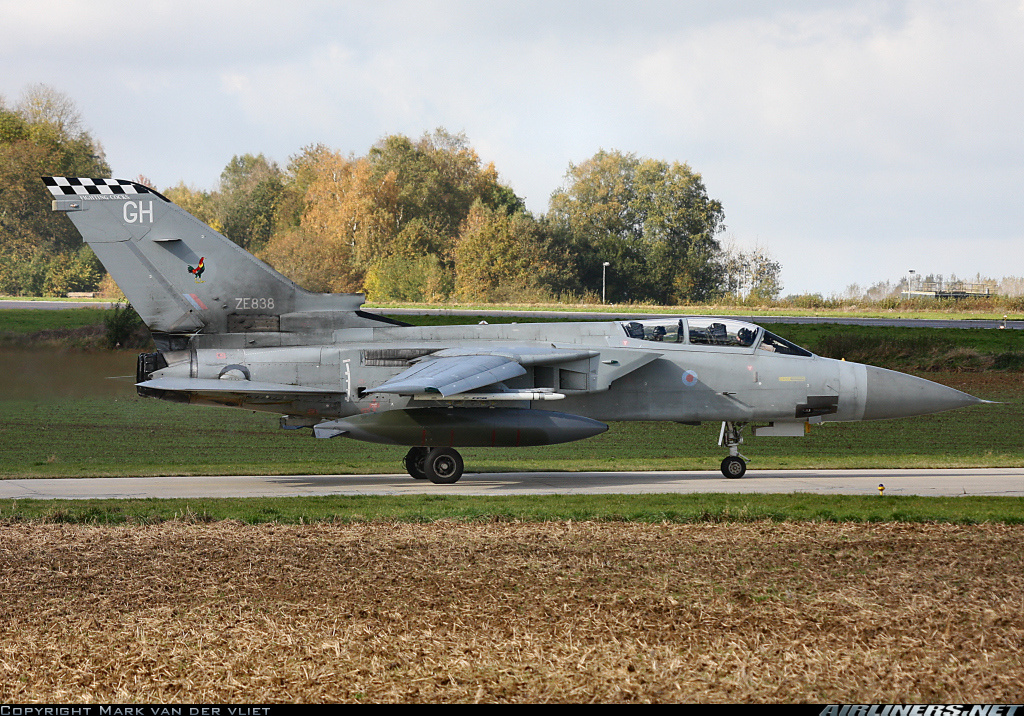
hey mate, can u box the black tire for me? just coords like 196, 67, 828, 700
721, 455, 746, 479
425, 447, 464, 484
403, 447, 429, 480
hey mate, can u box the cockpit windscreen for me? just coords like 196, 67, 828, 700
758, 331, 813, 357
621, 319, 814, 356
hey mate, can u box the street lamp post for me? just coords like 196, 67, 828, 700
602, 262, 610, 303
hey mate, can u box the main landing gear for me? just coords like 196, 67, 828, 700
719, 422, 748, 479
403, 446, 465, 484
403, 424, 752, 484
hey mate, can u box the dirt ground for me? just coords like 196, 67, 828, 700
1, 520, 1022, 703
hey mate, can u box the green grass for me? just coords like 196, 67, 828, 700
0, 305, 1019, 528
0, 307, 112, 334
0, 376, 1017, 479
761, 322, 1024, 369
0, 308, 1021, 478
1, 307, 1022, 527
2, 493, 1023, 525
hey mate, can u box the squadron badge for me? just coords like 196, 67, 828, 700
188, 257, 206, 283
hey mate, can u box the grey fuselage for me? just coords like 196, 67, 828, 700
146, 317, 955, 428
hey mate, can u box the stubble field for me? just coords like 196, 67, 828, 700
2, 520, 1022, 703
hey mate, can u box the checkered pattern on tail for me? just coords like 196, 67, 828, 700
42, 177, 151, 196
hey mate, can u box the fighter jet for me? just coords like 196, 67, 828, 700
44, 177, 987, 483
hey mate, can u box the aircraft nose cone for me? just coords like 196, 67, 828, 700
862, 365, 985, 420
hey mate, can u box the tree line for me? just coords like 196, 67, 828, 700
0, 85, 110, 296
1, 84, 783, 304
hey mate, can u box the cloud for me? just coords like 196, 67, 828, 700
3, 0, 1023, 295
625, 2, 1024, 292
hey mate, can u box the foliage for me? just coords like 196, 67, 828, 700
0, 86, 109, 297
259, 152, 398, 293
722, 241, 784, 302
273, 143, 333, 230
548, 150, 727, 304
366, 128, 522, 240
41, 245, 104, 296
0, 87, 744, 303
0, 248, 50, 296
162, 183, 220, 230
259, 130, 538, 299
363, 254, 449, 303
102, 299, 144, 348
215, 153, 283, 252
453, 200, 558, 302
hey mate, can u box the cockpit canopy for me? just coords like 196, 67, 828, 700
620, 317, 812, 357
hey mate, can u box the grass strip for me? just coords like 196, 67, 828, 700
0, 307, 111, 333
0, 374, 1017, 478
2, 492, 1023, 525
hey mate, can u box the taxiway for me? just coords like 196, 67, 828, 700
1, 468, 1021, 500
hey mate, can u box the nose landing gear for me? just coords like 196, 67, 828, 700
719, 422, 748, 478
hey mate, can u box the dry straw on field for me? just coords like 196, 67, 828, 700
1, 520, 1022, 703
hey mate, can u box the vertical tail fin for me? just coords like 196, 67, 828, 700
44, 177, 387, 337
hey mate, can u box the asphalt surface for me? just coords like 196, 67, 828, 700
0, 300, 116, 310
1, 467, 1021, 500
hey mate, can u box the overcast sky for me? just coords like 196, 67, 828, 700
3, 0, 1022, 297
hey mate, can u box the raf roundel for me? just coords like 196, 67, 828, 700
682, 370, 699, 387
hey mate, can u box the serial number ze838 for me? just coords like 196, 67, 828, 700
235, 297, 275, 310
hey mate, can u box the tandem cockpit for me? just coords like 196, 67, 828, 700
621, 317, 813, 357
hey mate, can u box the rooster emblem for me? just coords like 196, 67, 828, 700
188, 257, 206, 283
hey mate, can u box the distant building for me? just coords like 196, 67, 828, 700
901, 277, 996, 299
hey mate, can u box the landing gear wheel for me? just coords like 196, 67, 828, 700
721, 455, 747, 479
424, 447, 464, 484
403, 447, 429, 480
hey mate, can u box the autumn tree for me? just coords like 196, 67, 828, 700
360, 129, 531, 300
260, 129, 530, 299
548, 150, 726, 304
258, 150, 401, 293
16, 83, 86, 140
367, 128, 523, 246
273, 143, 333, 230
213, 153, 284, 252
0, 85, 109, 295
452, 200, 558, 302
163, 183, 219, 231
